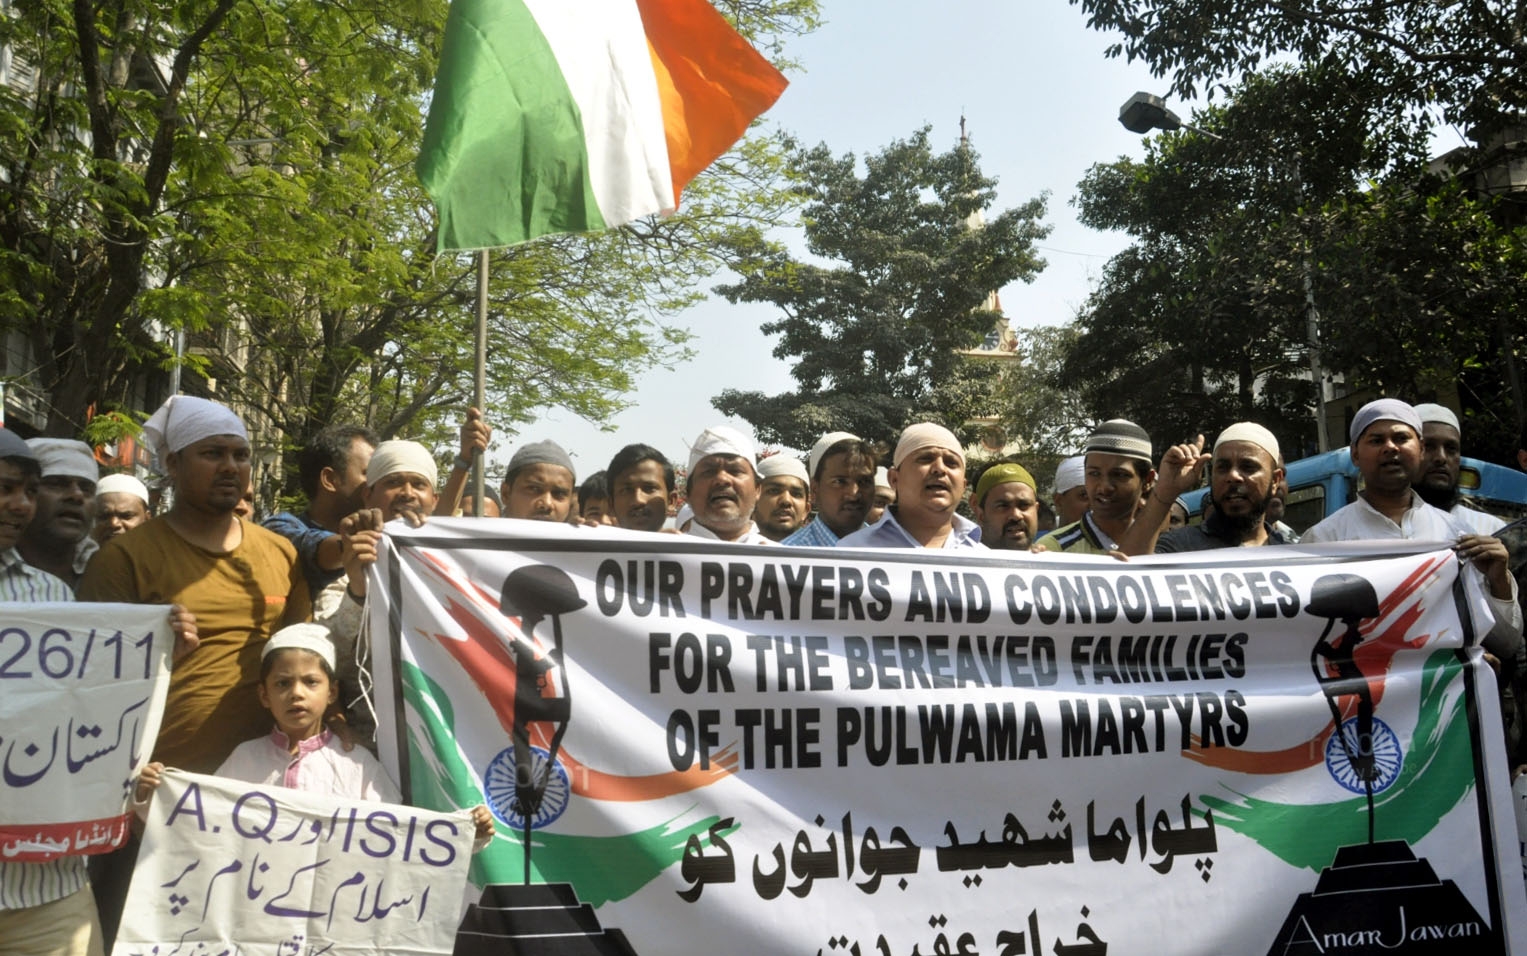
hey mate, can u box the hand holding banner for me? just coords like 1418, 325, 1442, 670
0, 602, 172, 861
115, 769, 476, 956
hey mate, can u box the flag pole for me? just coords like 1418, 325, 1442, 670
472, 249, 488, 516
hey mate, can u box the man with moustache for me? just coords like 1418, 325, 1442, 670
753, 454, 810, 541
91, 474, 151, 544
1303, 398, 1520, 658
263, 424, 378, 596
970, 462, 1040, 551
685, 426, 772, 544
1155, 423, 1290, 552
1411, 403, 1506, 536
19, 438, 99, 590
607, 444, 678, 533
1037, 421, 1171, 555
783, 432, 878, 547
838, 423, 983, 550
498, 440, 576, 522
79, 395, 304, 944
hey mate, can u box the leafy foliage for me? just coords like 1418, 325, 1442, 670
714, 127, 1050, 450
1070, 0, 1527, 134
1065, 64, 1527, 462
1, 0, 818, 498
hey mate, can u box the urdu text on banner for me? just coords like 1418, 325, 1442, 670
369, 520, 1527, 955
114, 769, 477, 956
0, 602, 172, 861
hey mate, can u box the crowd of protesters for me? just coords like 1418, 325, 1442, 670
2, 390, 1526, 955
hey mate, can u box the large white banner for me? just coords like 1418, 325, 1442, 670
371, 521, 1527, 955
114, 769, 477, 956
0, 602, 172, 861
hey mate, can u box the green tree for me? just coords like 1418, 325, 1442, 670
1069, 0, 1526, 133
1067, 65, 1527, 460
0, 0, 816, 469
993, 323, 1094, 460
713, 127, 1050, 450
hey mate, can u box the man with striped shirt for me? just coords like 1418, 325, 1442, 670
0, 428, 101, 954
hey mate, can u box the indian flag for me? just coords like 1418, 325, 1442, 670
418, 0, 789, 252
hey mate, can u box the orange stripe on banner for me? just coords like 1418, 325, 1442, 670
635, 0, 788, 203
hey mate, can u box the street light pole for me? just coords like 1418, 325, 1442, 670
1117, 92, 1329, 453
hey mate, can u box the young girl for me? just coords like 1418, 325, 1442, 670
138, 623, 493, 846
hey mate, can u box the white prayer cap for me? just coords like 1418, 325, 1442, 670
758, 454, 808, 484
141, 395, 247, 465
807, 431, 859, 480
96, 473, 149, 505
1348, 398, 1423, 447
1054, 455, 1086, 494
874, 466, 893, 495
893, 423, 963, 468
26, 439, 98, 483
688, 426, 757, 475
262, 622, 336, 673
1414, 403, 1461, 433
1213, 423, 1280, 464
366, 440, 439, 488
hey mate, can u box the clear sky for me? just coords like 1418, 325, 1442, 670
521, 1, 1173, 480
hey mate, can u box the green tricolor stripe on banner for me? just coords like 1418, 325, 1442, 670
1200, 649, 1472, 871
401, 661, 725, 904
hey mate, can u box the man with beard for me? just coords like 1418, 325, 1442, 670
1303, 398, 1520, 658
607, 444, 678, 533
80, 396, 305, 945
686, 426, 772, 544
263, 424, 378, 596
92, 474, 151, 544
784, 432, 878, 547
1155, 423, 1289, 551
19, 438, 99, 590
753, 454, 809, 541
970, 462, 1039, 551
838, 423, 983, 550
1412, 403, 1506, 536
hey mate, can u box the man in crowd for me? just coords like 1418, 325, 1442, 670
839, 423, 982, 550
19, 438, 99, 590
1303, 398, 1521, 659
685, 426, 771, 544
80, 396, 311, 771
1155, 423, 1290, 552
1052, 455, 1088, 526
970, 462, 1040, 551
0, 430, 103, 954
1413, 403, 1504, 535
458, 486, 501, 517
869, 466, 894, 525
91, 474, 151, 544
499, 440, 576, 522
1036, 421, 1161, 555
783, 432, 878, 547
577, 472, 615, 526
607, 444, 677, 533
263, 424, 378, 597
1265, 471, 1299, 543
753, 454, 810, 542
80, 396, 295, 943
